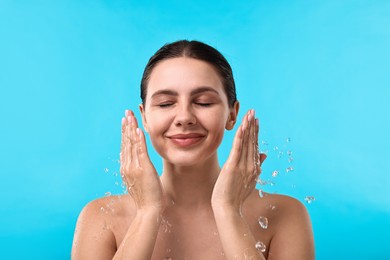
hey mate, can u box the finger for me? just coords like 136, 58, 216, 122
225, 121, 244, 167
255, 117, 261, 173
128, 114, 140, 168
128, 110, 139, 129
246, 110, 256, 174
120, 117, 126, 175
124, 114, 133, 166
239, 110, 251, 167
135, 127, 152, 169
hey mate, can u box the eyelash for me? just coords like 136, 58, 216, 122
157, 102, 212, 108
195, 103, 212, 107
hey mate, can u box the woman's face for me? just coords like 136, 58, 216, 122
140, 57, 238, 166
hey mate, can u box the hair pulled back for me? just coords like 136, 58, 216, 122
140, 40, 237, 107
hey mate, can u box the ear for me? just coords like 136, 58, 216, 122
139, 103, 149, 133
225, 101, 240, 130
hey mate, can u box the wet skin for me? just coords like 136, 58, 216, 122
72, 57, 314, 260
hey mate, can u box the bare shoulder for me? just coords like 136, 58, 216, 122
244, 192, 315, 260
72, 195, 135, 260
245, 191, 311, 220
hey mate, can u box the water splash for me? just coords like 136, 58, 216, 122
104, 192, 111, 197
104, 168, 109, 173
271, 170, 279, 177
258, 216, 268, 229
255, 241, 266, 252
161, 217, 172, 233
258, 189, 265, 198
267, 204, 276, 210
286, 137, 291, 143
256, 178, 267, 185
267, 180, 275, 186
286, 166, 294, 173
304, 196, 315, 204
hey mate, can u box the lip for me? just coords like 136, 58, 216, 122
167, 133, 206, 147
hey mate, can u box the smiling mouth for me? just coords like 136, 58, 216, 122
168, 134, 205, 147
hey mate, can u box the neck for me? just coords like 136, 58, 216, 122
161, 154, 220, 209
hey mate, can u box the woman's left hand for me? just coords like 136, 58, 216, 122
211, 109, 267, 213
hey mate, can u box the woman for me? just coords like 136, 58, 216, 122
72, 40, 314, 259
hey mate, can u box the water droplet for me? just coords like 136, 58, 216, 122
161, 217, 172, 233
104, 168, 109, 173
287, 150, 293, 156
255, 241, 266, 252
163, 257, 172, 260
115, 181, 119, 186
260, 149, 269, 154
286, 137, 291, 143
304, 196, 315, 204
271, 170, 279, 177
100, 207, 105, 212
277, 151, 283, 158
286, 166, 294, 173
288, 157, 294, 163
258, 216, 268, 229
267, 204, 276, 210
105, 192, 111, 197
258, 189, 265, 198
220, 251, 225, 256
256, 178, 267, 185
166, 248, 171, 253
113, 172, 118, 177
261, 140, 269, 146
273, 146, 279, 151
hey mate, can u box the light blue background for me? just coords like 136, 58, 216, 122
1, 0, 389, 259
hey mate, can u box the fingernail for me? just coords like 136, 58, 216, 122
125, 110, 129, 116
122, 117, 125, 124
127, 115, 132, 124
248, 113, 253, 122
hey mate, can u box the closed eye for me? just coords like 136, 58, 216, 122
158, 102, 174, 108
195, 103, 212, 107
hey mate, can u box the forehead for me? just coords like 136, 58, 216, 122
147, 57, 225, 97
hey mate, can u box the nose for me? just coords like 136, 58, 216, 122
174, 104, 197, 127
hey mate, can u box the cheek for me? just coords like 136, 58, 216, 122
146, 118, 166, 140
144, 111, 170, 149
204, 112, 228, 144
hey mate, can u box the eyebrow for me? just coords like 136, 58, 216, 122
150, 86, 220, 99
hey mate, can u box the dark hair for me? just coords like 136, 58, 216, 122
140, 40, 237, 107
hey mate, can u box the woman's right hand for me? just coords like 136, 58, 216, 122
120, 110, 165, 212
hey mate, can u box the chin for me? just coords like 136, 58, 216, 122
161, 149, 216, 167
